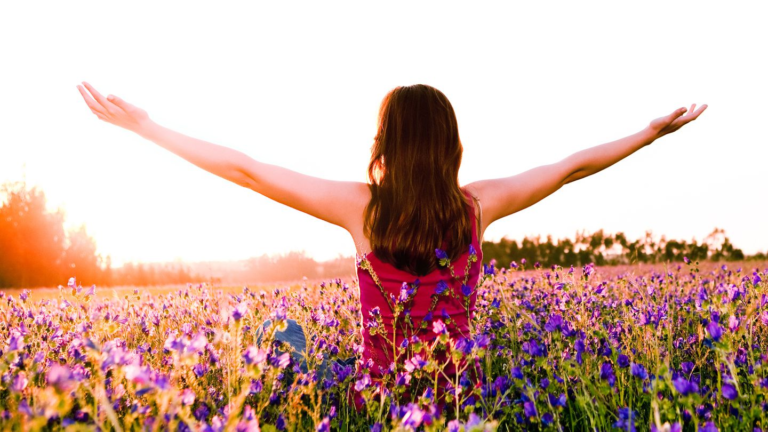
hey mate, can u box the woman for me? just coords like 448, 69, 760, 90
77, 82, 706, 395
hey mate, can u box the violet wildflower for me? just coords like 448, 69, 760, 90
523, 401, 538, 418
401, 404, 424, 428
544, 314, 563, 332
354, 374, 371, 391
629, 363, 648, 380
316, 417, 330, 432
721, 382, 737, 400
461, 284, 472, 296
600, 362, 616, 387
706, 320, 723, 342
232, 303, 247, 321
435, 280, 449, 295
672, 376, 699, 396
617, 354, 630, 368
11, 372, 28, 393
614, 408, 637, 432
435, 249, 449, 267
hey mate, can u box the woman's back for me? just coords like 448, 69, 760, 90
356, 188, 484, 378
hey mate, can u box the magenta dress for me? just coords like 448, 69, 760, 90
355, 188, 484, 384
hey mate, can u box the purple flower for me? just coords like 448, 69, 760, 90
522, 339, 544, 357
630, 363, 648, 380
542, 413, 554, 425
544, 314, 563, 333
435, 281, 449, 295
706, 321, 723, 342
681, 362, 694, 375
232, 303, 248, 321
316, 417, 330, 432
461, 284, 472, 297
354, 374, 371, 391
8, 333, 24, 351
511, 367, 524, 380
523, 401, 538, 418
700, 422, 718, 432
617, 354, 630, 368
402, 404, 426, 428
600, 362, 616, 387
614, 408, 637, 432
549, 393, 567, 407
435, 249, 449, 266
469, 244, 477, 257
721, 382, 737, 400
193, 363, 208, 377
673, 376, 699, 396
11, 372, 28, 393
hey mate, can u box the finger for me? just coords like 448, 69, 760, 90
693, 104, 708, 118
106, 94, 133, 113
77, 85, 107, 116
669, 107, 687, 122
82, 81, 117, 114
687, 104, 696, 117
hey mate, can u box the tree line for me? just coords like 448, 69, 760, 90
480, 227, 762, 269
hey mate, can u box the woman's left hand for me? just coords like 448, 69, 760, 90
77, 81, 152, 134
648, 103, 708, 139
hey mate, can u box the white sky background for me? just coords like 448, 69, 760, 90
1, 1, 766, 266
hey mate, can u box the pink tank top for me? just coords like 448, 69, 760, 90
355, 188, 484, 381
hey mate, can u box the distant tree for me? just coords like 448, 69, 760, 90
0, 179, 198, 288
0, 180, 67, 288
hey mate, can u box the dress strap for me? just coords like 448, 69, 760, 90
463, 189, 482, 243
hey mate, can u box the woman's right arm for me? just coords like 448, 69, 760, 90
77, 82, 369, 232
465, 104, 707, 231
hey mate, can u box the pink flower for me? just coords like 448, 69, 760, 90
728, 315, 740, 333
180, 388, 195, 405
432, 319, 447, 335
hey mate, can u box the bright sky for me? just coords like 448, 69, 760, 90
1, 1, 766, 267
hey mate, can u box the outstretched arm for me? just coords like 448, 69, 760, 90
77, 82, 368, 230
465, 104, 708, 231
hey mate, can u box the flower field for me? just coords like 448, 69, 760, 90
1, 258, 767, 431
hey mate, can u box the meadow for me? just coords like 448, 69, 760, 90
1, 257, 767, 431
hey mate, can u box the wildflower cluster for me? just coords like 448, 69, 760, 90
0, 259, 766, 431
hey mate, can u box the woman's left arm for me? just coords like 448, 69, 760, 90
77, 82, 368, 230
466, 103, 708, 229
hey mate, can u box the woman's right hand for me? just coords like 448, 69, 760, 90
648, 103, 708, 139
77, 81, 152, 134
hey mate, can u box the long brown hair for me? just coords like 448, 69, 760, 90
364, 84, 473, 276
